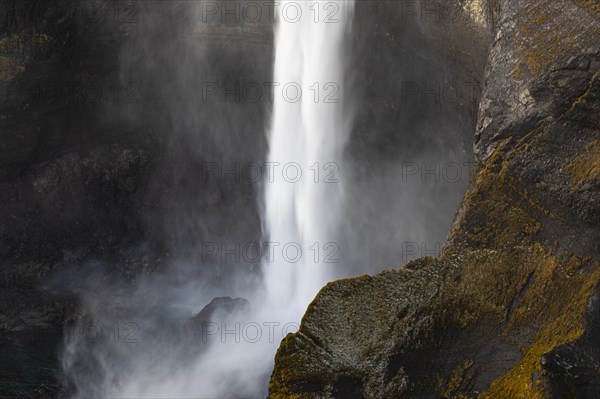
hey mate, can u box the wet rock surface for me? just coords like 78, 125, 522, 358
269, 1, 600, 398
1, 1, 480, 395
2, 0, 598, 398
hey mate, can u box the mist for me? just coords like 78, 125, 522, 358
59, 1, 479, 397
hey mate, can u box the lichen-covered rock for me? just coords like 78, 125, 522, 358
269, 1, 600, 398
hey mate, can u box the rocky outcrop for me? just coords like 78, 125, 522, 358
269, 1, 600, 398
2, 0, 598, 397
190, 297, 251, 337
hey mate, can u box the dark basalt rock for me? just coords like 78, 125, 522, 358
2, 0, 599, 398
1, 1, 270, 396
269, 1, 600, 398
181, 297, 252, 358
540, 285, 600, 398
190, 296, 251, 333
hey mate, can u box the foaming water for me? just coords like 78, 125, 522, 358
62, 2, 355, 398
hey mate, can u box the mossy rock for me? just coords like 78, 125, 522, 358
269, 1, 600, 397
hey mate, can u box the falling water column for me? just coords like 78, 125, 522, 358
264, 0, 355, 317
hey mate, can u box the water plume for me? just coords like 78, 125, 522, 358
62, 1, 356, 397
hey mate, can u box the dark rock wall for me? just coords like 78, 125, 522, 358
4, 0, 592, 398
0, 2, 156, 396
1, 1, 272, 396
269, 1, 600, 398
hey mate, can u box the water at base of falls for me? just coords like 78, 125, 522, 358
62, 2, 356, 397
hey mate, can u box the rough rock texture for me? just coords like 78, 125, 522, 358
0, 1, 270, 396
269, 1, 600, 398
1, 2, 484, 396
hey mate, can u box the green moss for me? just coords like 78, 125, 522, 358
269, 274, 375, 397
269, 333, 326, 398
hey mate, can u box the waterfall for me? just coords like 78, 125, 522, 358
61, 2, 356, 397
263, 0, 355, 319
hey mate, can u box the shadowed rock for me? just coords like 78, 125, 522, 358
190, 297, 251, 341
269, 1, 600, 398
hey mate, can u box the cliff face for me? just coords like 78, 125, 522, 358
269, 1, 600, 398
0, 1, 272, 396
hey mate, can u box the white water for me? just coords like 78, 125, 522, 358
63, 2, 355, 397
264, 0, 355, 319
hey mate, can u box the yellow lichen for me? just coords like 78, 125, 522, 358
571, 0, 600, 16
269, 326, 338, 399
481, 263, 600, 399
442, 359, 474, 398
443, 145, 600, 398
567, 141, 600, 187
270, 42, 600, 395
514, 71, 598, 163
512, 1, 598, 79
0, 56, 25, 80
0, 33, 54, 81
463, 0, 487, 25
